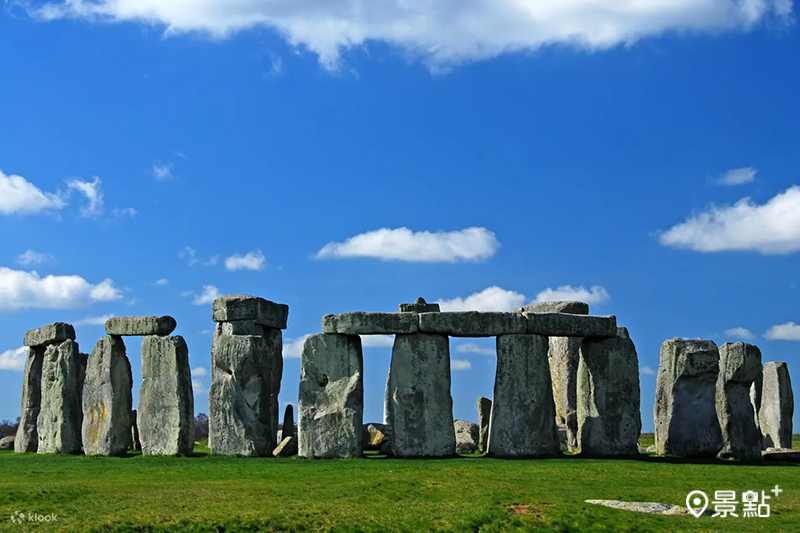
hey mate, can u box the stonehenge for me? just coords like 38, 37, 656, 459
759, 362, 794, 449
476, 397, 491, 452
716, 342, 763, 460
38, 340, 84, 454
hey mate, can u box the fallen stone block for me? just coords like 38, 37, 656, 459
37, 340, 83, 454
577, 337, 641, 457
105, 316, 177, 337
15, 347, 45, 453
655, 339, 722, 457
23, 323, 76, 348
762, 449, 800, 462
273, 436, 297, 457
398, 297, 441, 313
212, 294, 289, 329
716, 342, 763, 461
0, 436, 14, 449
418, 312, 526, 337
525, 313, 617, 338
363, 423, 390, 451
322, 312, 418, 335
519, 301, 589, 315
488, 334, 560, 457
759, 362, 794, 450
476, 397, 492, 453
298, 334, 364, 458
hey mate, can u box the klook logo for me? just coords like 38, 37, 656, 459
9, 511, 59, 524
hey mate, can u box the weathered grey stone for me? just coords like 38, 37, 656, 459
138, 336, 194, 456
454, 419, 479, 453
0, 436, 15, 449
15, 347, 44, 453
759, 362, 794, 450
281, 403, 294, 447
398, 297, 441, 314
209, 334, 280, 456
131, 410, 141, 451
577, 337, 641, 456
298, 334, 364, 458
716, 342, 763, 461
617, 327, 630, 339
273, 436, 297, 457
383, 368, 391, 425
387, 334, 455, 457
363, 423, 390, 451
654, 339, 722, 457
217, 320, 265, 336
488, 334, 559, 457
82, 336, 133, 456
212, 294, 289, 329
38, 340, 83, 454
519, 301, 589, 315
476, 397, 491, 453
23, 323, 76, 348
585, 500, 699, 516
264, 328, 283, 445
105, 316, 177, 337
418, 312, 526, 337
525, 313, 617, 338
762, 449, 800, 462
322, 312, 418, 335
548, 337, 581, 452
751, 364, 763, 432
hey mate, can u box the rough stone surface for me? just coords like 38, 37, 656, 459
0, 436, 15, 449
476, 397, 492, 453
82, 336, 133, 456
585, 500, 699, 516
716, 342, 763, 460
577, 337, 641, 456
281, 403, 294, 446
138, 336, 194, 456
398, 297, 441, 314
762, 449, 800, 462
655, 339, 722, 457
488, 334, 559, 457
265, 328, 284, 446
525, 313, 617, 338
298, 334, 364, 458
547, 337, 581, 452
212, 294, 289, 329
386, 334, 455, 457
751, 364, 763, 432
273, 436, 297, 457
617, 327, 630, 339
363, 423, 390, 451
322, 312, 418, 335
23, 323, 76, 348
383, 369, 391, 425
217, 320, 265, 336
454, 420, 479, 453
557, 426, 569, 451
759, 362, 794, 450
37, 340, 83, 454
209, 334, 280, 456
105, 316, 177, 337
15, 347, 44, 453
519, 301, 589, 315
418, 312, 526, 337
131, 410, 141, 451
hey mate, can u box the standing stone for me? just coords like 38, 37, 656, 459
654, 339, 722, 457
548, 337, 582, 452
488, 334, 559, 457
281, 403, 294, 443
265, 328, 283, 447
751, 364, 763, 431
76, 352, 88, 431
82, 336, 133, 456
577, 337, 641, 456
15, 347, 45, 453
383, 369, 391, 425
454, 420, 479, 453
716, 342, 763, 460
476, 396, 492, 453
131, 410, 141, 451
209, 335, 278, 456
759, 362, 794, 449
37, 340, 83, 454
298, 334, 364, 458
387, 334, 455, 457
138, 336, 194, 456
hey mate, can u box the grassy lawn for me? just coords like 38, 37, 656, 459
1, 439, 798, 532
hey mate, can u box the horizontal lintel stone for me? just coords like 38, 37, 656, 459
23, 323, 76, 347
519, 301, 589, 315
212, 294, 289, 329
105, 316, 177, 336
418, 312, 526, 337
322, 312, 418, 335
524, 313, 617, 338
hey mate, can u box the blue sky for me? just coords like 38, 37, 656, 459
1, 1, 799, 433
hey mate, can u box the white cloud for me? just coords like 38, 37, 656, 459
74, 314, 114, 326
283, 334, 312, 358
0, 267, 123, 310
66, 177, 104, 217
437, 286, 525, 312
659, 186, 800, 254
224, 250, 266, 271
315, 227, 499, 263
192, 379, 208, 394
191, 367, 208, 377
111, 207, 137, 218
764, 322, 800, 341
192, 285, 221, 305
28, 1, 793, 71
153, 161, 173, 180
724, 327, 755, 340
204, 255, 219, 266
717, 167, 757, 186
535, 285, 611, 306
268, 53, 284, 77
455, 342, 495, 356
154, 278, 169, 286
0, 170, 65, 215
16, 250, 55, 266
0, 347, 27, 371
359, 335, 394, 348
641, 366, 656, 375
179, 246, 198, 266
451, 359, 472, 371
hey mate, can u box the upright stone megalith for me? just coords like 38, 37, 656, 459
38, 340, 83, 454
82, 336, 133, 456
547, 337, 582, 452
138, 336, 194, 456
759, 362, 794, 449
476, 396, 492, 453
488, 334, 559, 457
655, 339, 722, 457
298, 334, 364, 458
716, 342, 763, 460
15, 347, 45, 453
387, 334, 455, 457
577, 337, 641, 456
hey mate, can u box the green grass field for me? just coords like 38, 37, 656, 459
1, 438, 799, 532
